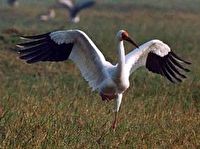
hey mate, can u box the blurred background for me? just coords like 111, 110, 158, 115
0, 0, 199, 148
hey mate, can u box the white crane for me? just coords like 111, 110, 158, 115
40, 0, 95, 23
17, 29, 190, 129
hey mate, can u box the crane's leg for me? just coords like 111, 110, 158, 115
112, 112, 118, 129
112, 94, 123, 129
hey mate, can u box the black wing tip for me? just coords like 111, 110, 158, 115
165, 57, 187, 79
185, 61, 192, 65
170, 51, 191, 65
167, 53, 191, 82
19, 32, 51, 40
146, 52, 191, 84
185, 68, 190, 72
16, 32, 50, 63
16, 32, 74, 63
180, 74, 187, 79
160, 63, 179, 83
182, 60, 191, 65
164, 73, 183, 84
168, 54, 191, 72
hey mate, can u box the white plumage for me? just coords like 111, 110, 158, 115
50, 30, 110, 91
17, 29, 190, 129
125, 40, 171, 74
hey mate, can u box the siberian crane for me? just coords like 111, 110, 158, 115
17, 29, 190, 129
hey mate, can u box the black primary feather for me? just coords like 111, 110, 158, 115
170, 51, 191, 64
17, 32, 74, 63
146, 51, 190, 83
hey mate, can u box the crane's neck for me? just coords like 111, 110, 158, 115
116, 40, 126, 76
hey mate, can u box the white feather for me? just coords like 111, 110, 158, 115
125, 39, 171, 74
51, 30, 113, 91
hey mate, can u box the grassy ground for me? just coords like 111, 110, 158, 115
0, 0, 199, 148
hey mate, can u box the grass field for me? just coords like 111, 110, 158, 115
0, 0, 199, 148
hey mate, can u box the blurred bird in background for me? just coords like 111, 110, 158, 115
7, 0, 19, 7
40, 0, 95, 23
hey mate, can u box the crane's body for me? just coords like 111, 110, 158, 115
17, 29, 190, 129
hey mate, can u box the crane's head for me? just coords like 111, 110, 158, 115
116, 30, 139, 48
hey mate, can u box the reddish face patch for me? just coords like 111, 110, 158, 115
121, 31, 139, 48
121, 31, 129, 40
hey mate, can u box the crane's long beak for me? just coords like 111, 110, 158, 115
124, 36, 139, 48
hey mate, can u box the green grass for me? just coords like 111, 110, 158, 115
0, 0, 200, 148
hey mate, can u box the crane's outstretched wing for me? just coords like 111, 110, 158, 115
71, 0, 95, 18
17, 30, 112, 90
125, 40, 191, 83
